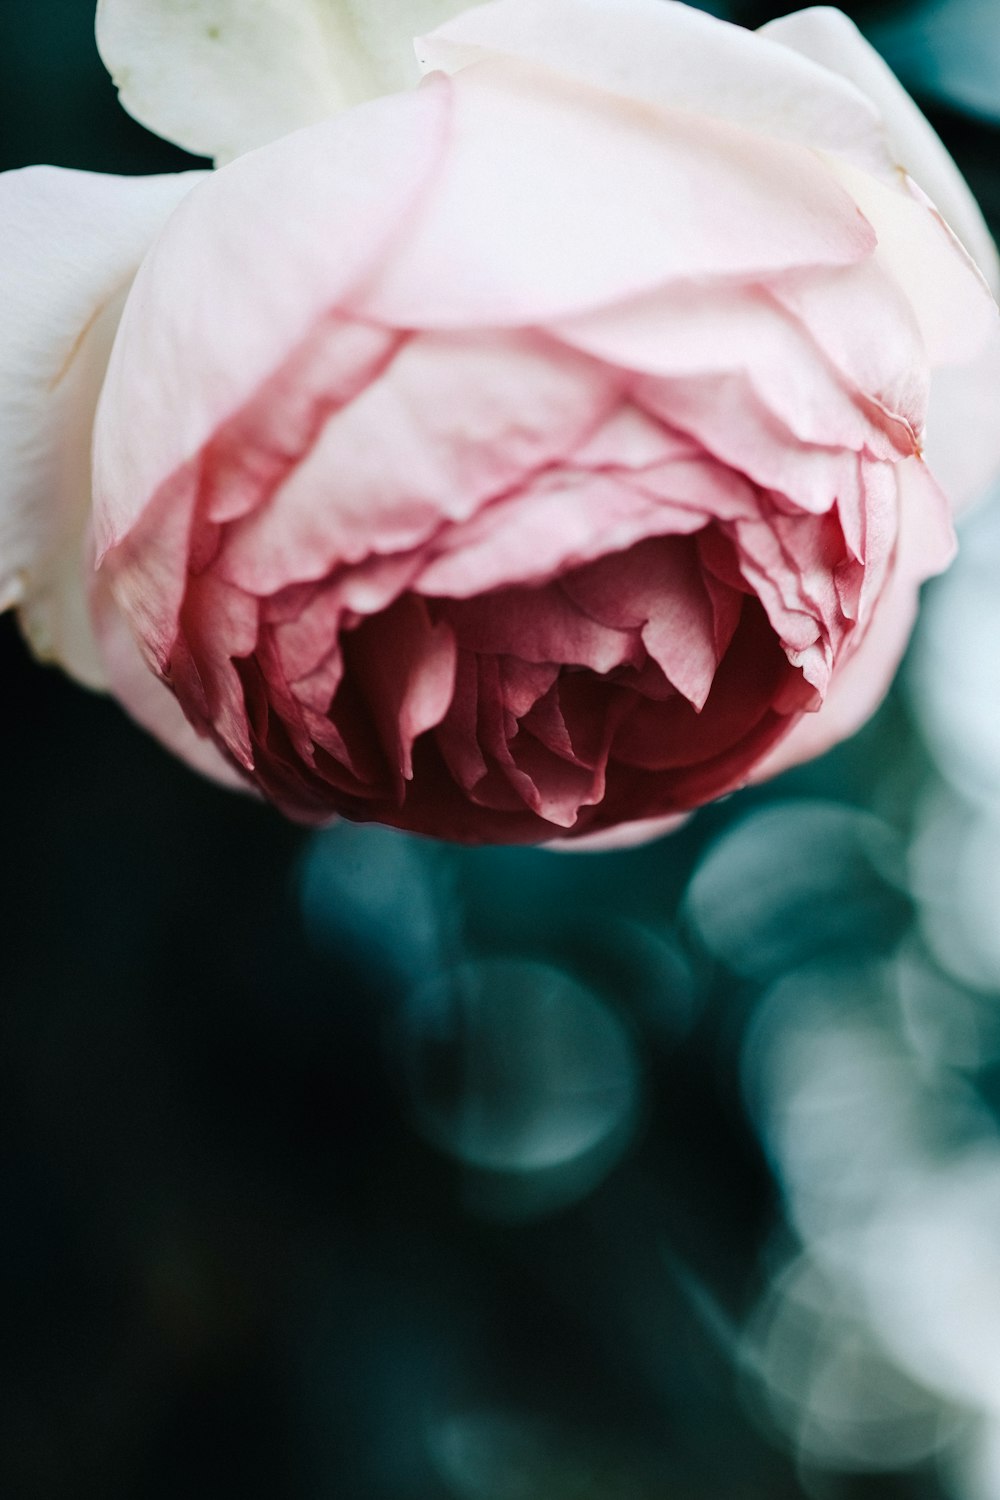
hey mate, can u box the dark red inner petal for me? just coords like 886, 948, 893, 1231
217, 520, 822, 841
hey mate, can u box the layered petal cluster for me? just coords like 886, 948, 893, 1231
4, 0, 1000, 843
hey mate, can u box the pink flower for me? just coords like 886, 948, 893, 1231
3, 1, 1000, 844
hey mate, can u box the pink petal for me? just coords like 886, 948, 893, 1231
752, 456, 954, 781
174, 572, 261, 766
610, 600, 808, 775
216, 328, 615, 596
413, 468, 704, 599
465, 659, 617, 827
499, 658, 560, 720
434, 649, 490, 798
555, 282, 913, 456
549, 812, 689, 851
362, 56, 876, 328
89, 576, 249, 791
635, 374, 863, 514
570, 406, 699, 471
768, 260, 928, 437
94, 78, 453, 557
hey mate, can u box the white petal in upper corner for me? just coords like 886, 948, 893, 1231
418, 0, 895, 178
761, 6, 1000, 292
0, 165, 203, 680
96, 0, 467, 163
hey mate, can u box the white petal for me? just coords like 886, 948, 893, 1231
761, 6, 1000, 291
925, 332, 1000, 513
0, 165, 203, 682
96, 0, 467, 163
419, 0, 895, 178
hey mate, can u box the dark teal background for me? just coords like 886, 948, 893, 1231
1, 4, 999, 1497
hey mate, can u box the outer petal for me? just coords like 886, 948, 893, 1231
548, 813, 688, 853
418, 0, 896, 179
552, 281, 921, 451
752, 457, 955, 781
827, 161, 997, 369
215, 329, 616, 596
825, 157, 1000, 510
362, 57, 876, 328
0, 165, 203, 683
90, 574, 249, 789
924, 336, 1000, 508
760, 5, 1000, 291
96, 0, 466, 163
93, 82, 453, 562
762, 10, 1000, 513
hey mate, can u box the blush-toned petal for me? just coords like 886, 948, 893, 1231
570, 407, 698, 471
768, 260, 928, 438
635, 374, 863, 514
90, 575, 248, 790
554, 283, 912, 454
97, 0, 465, 163
94, 82, 453, 560
770, 187, 1000, 514
761, 5, 1000, 290
166, 570, 263, 767
414, 470, 705, 599
827, 159, 998, 368
727, 512, 831, 677
216, 329, 615, 596
363, 56, 876, 328
0, 165, 203, 678
467, 662, 615, 828
752, 456, 954, 781
419, 0, 895, 178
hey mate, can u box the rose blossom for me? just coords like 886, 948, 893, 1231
2, 1, 1000, 844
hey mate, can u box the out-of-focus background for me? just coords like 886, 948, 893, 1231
3, 2, 1000, 1496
